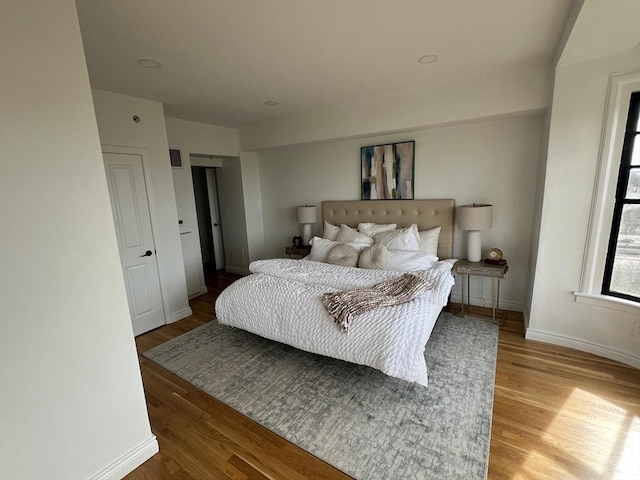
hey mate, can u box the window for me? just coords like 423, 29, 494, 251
602, 91, 640, 302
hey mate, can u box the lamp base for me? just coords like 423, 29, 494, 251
301, 223, 313, 245
467, 230, 483, 262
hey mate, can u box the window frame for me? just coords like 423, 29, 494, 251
575, 70, 640, 313
601, 91, 640, 302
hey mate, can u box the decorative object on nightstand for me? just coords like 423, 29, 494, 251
485, 247, 506, 265
286, 245, 311, 258
453, 259, 508, 325
296, 205, 317, 245
456, 203, 493, 262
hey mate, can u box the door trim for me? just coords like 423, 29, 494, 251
102, 144, 171, 325
170, 307, 196, 323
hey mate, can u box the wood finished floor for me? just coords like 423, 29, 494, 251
127, 272, 640, 480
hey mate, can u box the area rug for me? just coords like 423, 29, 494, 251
144, 312, 498, 479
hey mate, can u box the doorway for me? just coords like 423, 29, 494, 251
192, 166, 225, 286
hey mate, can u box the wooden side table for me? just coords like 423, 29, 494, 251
453, 259, 509, 325
285, 245, 311, 258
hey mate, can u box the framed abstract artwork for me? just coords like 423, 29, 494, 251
361, 141, 415, 200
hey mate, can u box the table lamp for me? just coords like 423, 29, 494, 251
296, 205, 317, 245
456, 203, 493, 262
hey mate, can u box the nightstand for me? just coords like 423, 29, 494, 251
453, 259, 509, 325
285, 245, 311, 258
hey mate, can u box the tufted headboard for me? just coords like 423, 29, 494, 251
322, 199, 455, 259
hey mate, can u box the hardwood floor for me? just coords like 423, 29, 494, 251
127, 273, 640, 480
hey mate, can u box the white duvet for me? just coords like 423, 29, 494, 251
215, 258, 455, 385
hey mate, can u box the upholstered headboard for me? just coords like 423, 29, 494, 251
322, 199, 455, 259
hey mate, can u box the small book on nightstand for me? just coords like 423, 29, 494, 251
484, 258, 507, 266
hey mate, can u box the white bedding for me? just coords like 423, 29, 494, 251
215, 258, 455, 385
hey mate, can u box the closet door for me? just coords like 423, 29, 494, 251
104, 151, 165, 335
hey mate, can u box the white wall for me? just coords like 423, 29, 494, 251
91, 90, 192, 322
164, 117, 240, 292
172, 157, 207, 297
257, 114, 543, 311
240, 60, 551, 150
524, 109, 552, 330
165, 117, 239, 157
0, 2, 156, 478
528, 47, 640, 366
240, 151, 266, 262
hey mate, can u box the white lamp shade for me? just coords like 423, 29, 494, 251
456, 204, 493, 231
296, 205, 318, 224
296, 205, 317, 245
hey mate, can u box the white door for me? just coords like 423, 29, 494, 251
104, 152, 165, 335
206, 168, 225, 269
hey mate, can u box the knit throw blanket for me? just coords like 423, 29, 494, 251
323, 273, 433, 332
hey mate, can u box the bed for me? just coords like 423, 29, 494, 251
215, 199, 456, 386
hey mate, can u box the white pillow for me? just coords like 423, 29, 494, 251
308, 236, 370, 262
373, 224, 420, 251
336, 224, 374, 245
357, 222, 397, 237
386, 250, 438, 272
326, 244, 359, 268
418, 226, 441, 256
358, 244, 390, 270
322, 221, 340, 241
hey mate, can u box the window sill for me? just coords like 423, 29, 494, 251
574, 292, 639, 314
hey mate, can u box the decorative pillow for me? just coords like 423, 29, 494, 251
418, 226, 441, 256
373, 224, 420, 251
386, 250, 438, 272
308, 236, 370, 262
336, 224, 374, 245
357, 222, 397, 237
326, 244, 359, 268
322, 221, 340, 241
358, 244, 390, 270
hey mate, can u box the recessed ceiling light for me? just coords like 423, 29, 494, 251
136, 58, 161, 69
417, 54, 438, 65
264, 100, 279, 106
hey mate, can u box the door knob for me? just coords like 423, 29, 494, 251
140, 250, 153, 257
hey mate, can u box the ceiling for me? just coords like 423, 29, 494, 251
558, 0, 640, 66
76, 0, 574, 129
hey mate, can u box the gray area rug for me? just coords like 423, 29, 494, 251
144, 312, 498, 479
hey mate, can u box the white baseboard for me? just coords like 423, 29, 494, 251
88, 435, 158, 480
525, 328, 640, 368
188, 286, 208, 299
225, 265, 250, 276
168, 307, 193, 323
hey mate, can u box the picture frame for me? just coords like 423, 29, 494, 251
361, 141, 414, 200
